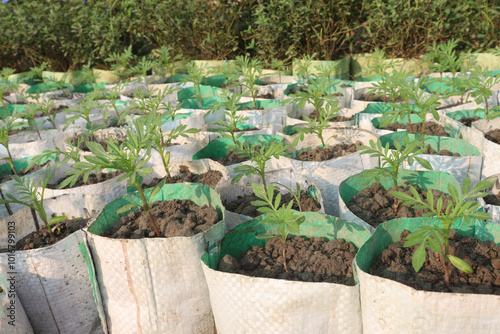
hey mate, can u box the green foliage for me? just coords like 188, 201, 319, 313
392, 176, 496, 286
357, 136, 432, 189
285, 75, 342, 160
424, 39, 476, 76
251, 182, 306, 274
0, 164, 67, 244
270, 58, 286, 84
208, 90, 248, 146
155, 46, 184, 82
358, 48, 398, 80
0, 111, 20, 175
44, 72, 71, 97
231, 139, 291, 194
235, 55, 263, 109
467, 66, 500, 119
63, 95, 102, 132
182, 62, 206, 109
366, 68, 412, 103
271, 181, 303, 212
93, 82, 129, 126
295, 54, 316, 85
105, 46, 135, 81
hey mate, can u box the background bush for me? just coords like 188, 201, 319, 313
1, 0, 498, 72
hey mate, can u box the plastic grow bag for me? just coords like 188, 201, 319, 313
236, 99, 287, 129
177, 85, 222, 101
479, 173, 500, 224
82, 183, 225, 334
0, 230, 103, 334
355, 217, 500, 333
443, 109, 486, 142
218, 168, 325, 232
471, 118, 500, 177
338, 169, 461, 233
379, 132, 483, 186
0, 265, 33, 334
276, 128, 378, 216
201, 211, 371, 334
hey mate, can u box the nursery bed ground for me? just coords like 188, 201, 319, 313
486, 129, 500, 144
225, 189, 321, 217
143, 166, 223, 189
48, 170, 123, 189
103, 199, 219, 238
371, 230, 500, 295
296, 141, 362, 161
14, 218, 89, 250
219, 236, 357, 284
348, 183, 453, 228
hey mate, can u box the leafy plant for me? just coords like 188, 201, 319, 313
182, 62, 206, 109
92, 82, 129, 126
236, 55, 264, 109
358, 48, 398, 81
208, 60, 237, 86
76, 63, 101, 92
357, 136, 433, 190
314, 61, 341, 84
270, 58, 286, 84
0, 166, 67, 244
271, 181, 303, 212
104, 45, 134, 81
295, 53, 316, 85
231, 138, 291, 196
366, 68, 411, 103
29, 62, 49, 90
156, 46, 184, 82
130, 56, 159, 92
140, 105, 199, 183
285, 75, 342, 160
0, 111, 21, 175
45, 72, 71, 98
251, 183, 305, 275
62, 118, 164, 237
63, 95, 103, 135
467, 66, 500, 120
380, 76, 443, 145
392, 176, 496, 288
208, 89, 249, 146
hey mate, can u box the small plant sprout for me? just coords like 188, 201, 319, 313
76, 63, 101, 92
156, 46, 184, 82
182, 62, 206, 109
0, 111, 21, 175
208, 60, 237, 86
251, 183, 306, 275
295, 53, 316, 85
285, 75, 342, 160
0, 166, 68, 244
29, 62, 49, 90
467, 66, 500, 120
272, 181, 303, 212
21, 102, 47, 140
366, 68, 412, 103
236, 55, 264, 109
0, 82, 13, 116
380, 76, 443, 146
231, 138, 291, 196
45, 72, 71, 98
63, 95, 103, 136
104, 45, 134, 81
314, 62, 340, 84
0, 68, 15, 82
359, 48, 398, 81
208, 89, 248, 146
130, 56, 159, 92
63, 118, 164, 237
140, 106, 199, 183
270, 58, 286, 84
132, 85, 176, 117
392, 176, 496, 288
357, 135, 433, 190
94, 82, 129, 126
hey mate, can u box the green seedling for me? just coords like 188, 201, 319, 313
0, 82, 13, 117
130, 56, 159, 92
358, 48, 398, 81
467, 66, 500, 120
251, 182, 306, 275
295, 53, 316, 85
92, 81, 129, 126
208, 60, 237, 87
231, 138, 290, 196
29, 62, 49, 90
285, 75, 342, 160
104, 45, 134, 81
366, 68, 412, 103
272, 181, 303, 212
156, 46, 184, 82
76, 63, 101, 92
140, 106, 199, 183
208, 89, 249, 146
236, 55, 264, 109
62, 118, 164, 237
271, 58, 286, 84
314, 62, 340, 84
0, 111, 21, 175
63, 95, 103, 136
380, 76, 443, 146
182, 62, 206, 109
45, 72, 71, 98
392, 176, 496, 288
357, 136, 433, 190
0, 165, 67, 244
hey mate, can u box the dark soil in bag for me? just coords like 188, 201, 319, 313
143, 166, 223, 189
295, 141, 362, 162
47, 170, 124, 189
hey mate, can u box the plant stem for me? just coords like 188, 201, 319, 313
485, 98, 489, 118
135, 181, 161, 237
282, 241, 289, 276
443, 225, 451, 289
6, 146, 19, 176
33, 119, 42, 140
